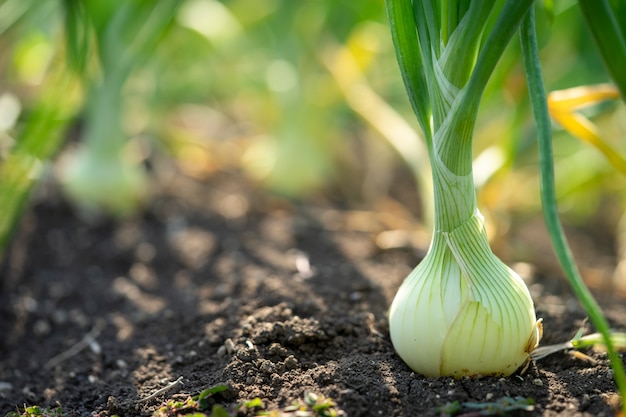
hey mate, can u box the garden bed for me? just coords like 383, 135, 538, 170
1, 170, 624, 417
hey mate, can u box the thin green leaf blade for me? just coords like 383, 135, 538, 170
578, 0, 626, 101
439, 0, 494, 88
385, 0, 432, 141
440, 0, 533, 175
460, 0, 534, 125
519, 9, 626, 415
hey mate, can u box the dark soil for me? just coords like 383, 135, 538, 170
1, 169, 625, 417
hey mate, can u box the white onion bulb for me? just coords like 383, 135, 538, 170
389, 211, 542, 378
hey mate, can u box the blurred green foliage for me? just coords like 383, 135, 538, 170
0, 0, 624, 259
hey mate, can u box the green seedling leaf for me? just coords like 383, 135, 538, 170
438, 397, 533, 417
464, 396, 535, 414
304, 391, 319, 408
153, 398, 197, 416
195, 384, 229, 411
238, 397, 264, 410
572, 332, 626, 351
153, 384, 231, 416
302, 391, 339, 416
254, 392, 343, 417
532, 325, 626, 361
209, 404, 229, 417
199, 384, 229, 400
5, 405, 66, 417
436, 400, 462, 416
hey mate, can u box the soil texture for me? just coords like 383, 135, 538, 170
1, 170, 625, 417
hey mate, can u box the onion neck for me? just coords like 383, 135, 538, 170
430, 142, 477, 233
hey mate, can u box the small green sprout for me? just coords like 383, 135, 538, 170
571, 332, 626, 351
257, 391, 344, 417
531, 321, 626, 362
150, 387, 342, 417
437, 401, 462, 417
196, 384, 229, 411
463, 396, 535, 415
152, 383, 230, 417
305, 392, 335, 415
237, 397, 264, 411
438, 396, 534, 417
5, 405, 65, 417
207, 405, 230, 417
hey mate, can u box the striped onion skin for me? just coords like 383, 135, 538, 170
389, 211, 541, 378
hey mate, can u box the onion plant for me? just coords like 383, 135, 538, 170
0, 1, 181, 257
385, 0, 626, 407
59, 0, 181, 216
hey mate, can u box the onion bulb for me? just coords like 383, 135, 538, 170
389, 211, 542, 378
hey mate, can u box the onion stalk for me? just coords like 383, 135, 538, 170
59, 0, 181, 216
385, 0, 541, 377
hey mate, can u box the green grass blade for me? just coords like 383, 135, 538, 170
578, 0, 626, 101
385, 0, 432, 141
0, 76, 77, 257
520, 9, 626, 414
